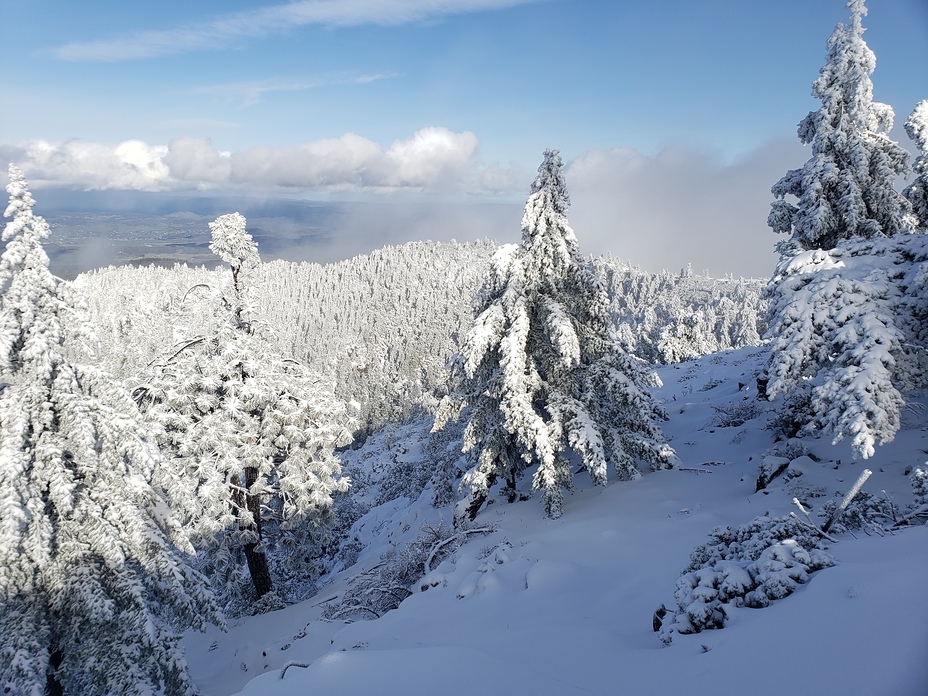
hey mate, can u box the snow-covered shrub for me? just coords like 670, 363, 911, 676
819, 490, 898, 535
323, 520, 492, 621
711, 399, 760, 428
906, 466, 928, 525
658, 514, 834, 645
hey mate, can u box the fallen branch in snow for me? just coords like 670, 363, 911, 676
677, 467, 714, 475
788, 512, 839, 544
323, 520, 494, 622
822, 469, 872, 534
279, 661, 310, 679
790, 499, 839, 543
892, 503, 928, 527
424, 526, 494, 574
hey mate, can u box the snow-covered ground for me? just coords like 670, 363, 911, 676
183, 346, 928, 696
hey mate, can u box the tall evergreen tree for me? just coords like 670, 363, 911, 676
768, 0, 911, 253
762, 2, 928, 460
904, 99, 928, 231
137, 213, 351, 608
0, 165, 222, 696
435, 150, 675, 519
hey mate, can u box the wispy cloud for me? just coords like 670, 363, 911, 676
192, 72, 399, 108
53, 0, 546, 62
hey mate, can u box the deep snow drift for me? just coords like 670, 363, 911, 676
183, 346, 928, 696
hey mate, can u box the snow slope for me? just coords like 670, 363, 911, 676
183, 346, 928, 696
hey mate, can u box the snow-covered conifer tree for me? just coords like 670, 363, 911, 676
761, 2, 926, 460
137, 213, 351, 608
768, 0, 911, 252
0, 165, 222, 696
435, 150, 675, 519
905, 100, 928, 231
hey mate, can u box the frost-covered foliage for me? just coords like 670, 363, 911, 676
323, 520, 491, 621
595, 259, 765, 364
905, 100, 928, 231
74, 243, 766, 435
0, 166, 222, 696
768, 0, 912, 253
135, 213, 351, 611
436, 151, 675, 519
75, 240, 493, 432
819, 490, 898, 535
764, 235, 928, 459
658, 514, 834, 645
906, 466, 928, 525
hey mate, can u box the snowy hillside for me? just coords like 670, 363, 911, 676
182, 346, 928, 696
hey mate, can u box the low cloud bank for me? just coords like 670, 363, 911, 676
0, 128, 524, 196
3, 135, 819, 278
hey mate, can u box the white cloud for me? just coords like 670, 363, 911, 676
162, 137, 232, 184
54, 0, 547, 62
4, 139, 172, 191
1, 128, 512, 195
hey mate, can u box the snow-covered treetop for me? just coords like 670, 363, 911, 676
905, 100, 928, 230
520, 149, 579, 283
768, 0, 911, 252
3, 165, 41, 240
907, 100, 928, 155
0, 164, 65, 379
209, 211, 261, 315
209, 212, 259, 273
809, 0, 885, 134
522, 150, 575, 243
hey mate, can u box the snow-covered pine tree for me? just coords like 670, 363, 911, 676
435, 150, 675, 519
136, 213, 351, 609
761, 1, 925, 460
768, 0, 911, 253
905, 100, 928, 231
0, 165, 222, 696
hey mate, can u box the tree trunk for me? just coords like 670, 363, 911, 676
505, 470, 517, 504
235, 467, 273, 598
244, 541, 273, 599
45, 649, 63, 696
457, 473, 496, 525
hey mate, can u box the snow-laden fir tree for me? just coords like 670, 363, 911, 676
136, 213, 351, 610
0, 165, 223, 696
767, 0, 911, 253
905, 100, 928, 231
435, 150, 676, 519
761, 1, 927, 460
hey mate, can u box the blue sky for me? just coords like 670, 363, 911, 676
1, 0, 927, 276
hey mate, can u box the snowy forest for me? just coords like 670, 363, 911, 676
2, 1, 928, 694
